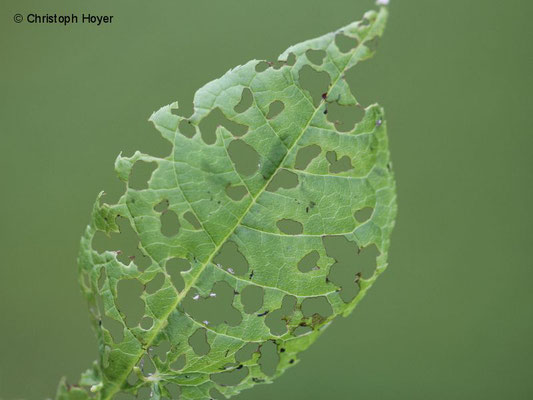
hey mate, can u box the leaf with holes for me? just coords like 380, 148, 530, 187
60, 5, 396, 400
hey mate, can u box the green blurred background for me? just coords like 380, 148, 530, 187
1, 0, 532, 398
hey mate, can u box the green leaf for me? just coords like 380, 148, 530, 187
68, 6, 396, 399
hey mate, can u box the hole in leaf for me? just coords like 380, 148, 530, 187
172, 99, 194, 118
226, 184, 248, 201
154, 199, 169, 213
301, 297, 333, 318
323, 235, 359, 302
189, 328, 210, 356
259, 53, 295, 71
298, 65, 330, 106
259, 341, 280, 376
323, 236, 379, 302
101, 315, 124, 343
298, 251, 320, 273
326, 103, 364, 132
165, 383, 181, 399
335, 33, 358, 53
210, 388, 226, 400
241, 285, 264, 314
269, 57, 290, 70
140, 355, 155, 375
211, 366, 248, 386
170, 354, 186, 371
255, 61, 269, 72
234, 88, 253, 113
227, 139, 260, 176
184, 281, 242, 327
183, 211, 202, 230
266, 100, 284, 119
199, 108, 248, 144
277, 219, 303, 235
235, 343, 259, 363
306, 49, 326, 65
129, 161, 157, 190
355, 244, 380, 279
326, 151, 353, 173
265, 296, 296, 336
343, 58, 386, 107
294, 325, 312, 336
135, 388, 152, 399
117, 279, 145, 327
294, 144, 321, 170
178, 119, 196, 138
166, 258, 190, 292
152, 339, 171, 362
92, 217, 151, 269
160, 209, 180, 237
365, 36, 380, 53
145, 273, 165, 294
213, 241, 249, 275
360, 17, 371, 27
140, 316, 153, 330
285, 53, 296, 66
99, 185, 125, 208
355, 207, 374, 223
266, 169, 299, 192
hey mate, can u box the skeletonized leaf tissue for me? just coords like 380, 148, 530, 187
56, 5, 397, 400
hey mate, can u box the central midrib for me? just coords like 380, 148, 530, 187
103, 30, 373, 398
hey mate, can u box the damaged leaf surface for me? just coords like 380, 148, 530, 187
62, 6, 396, 400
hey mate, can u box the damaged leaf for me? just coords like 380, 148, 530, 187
62, 5, 396, 400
